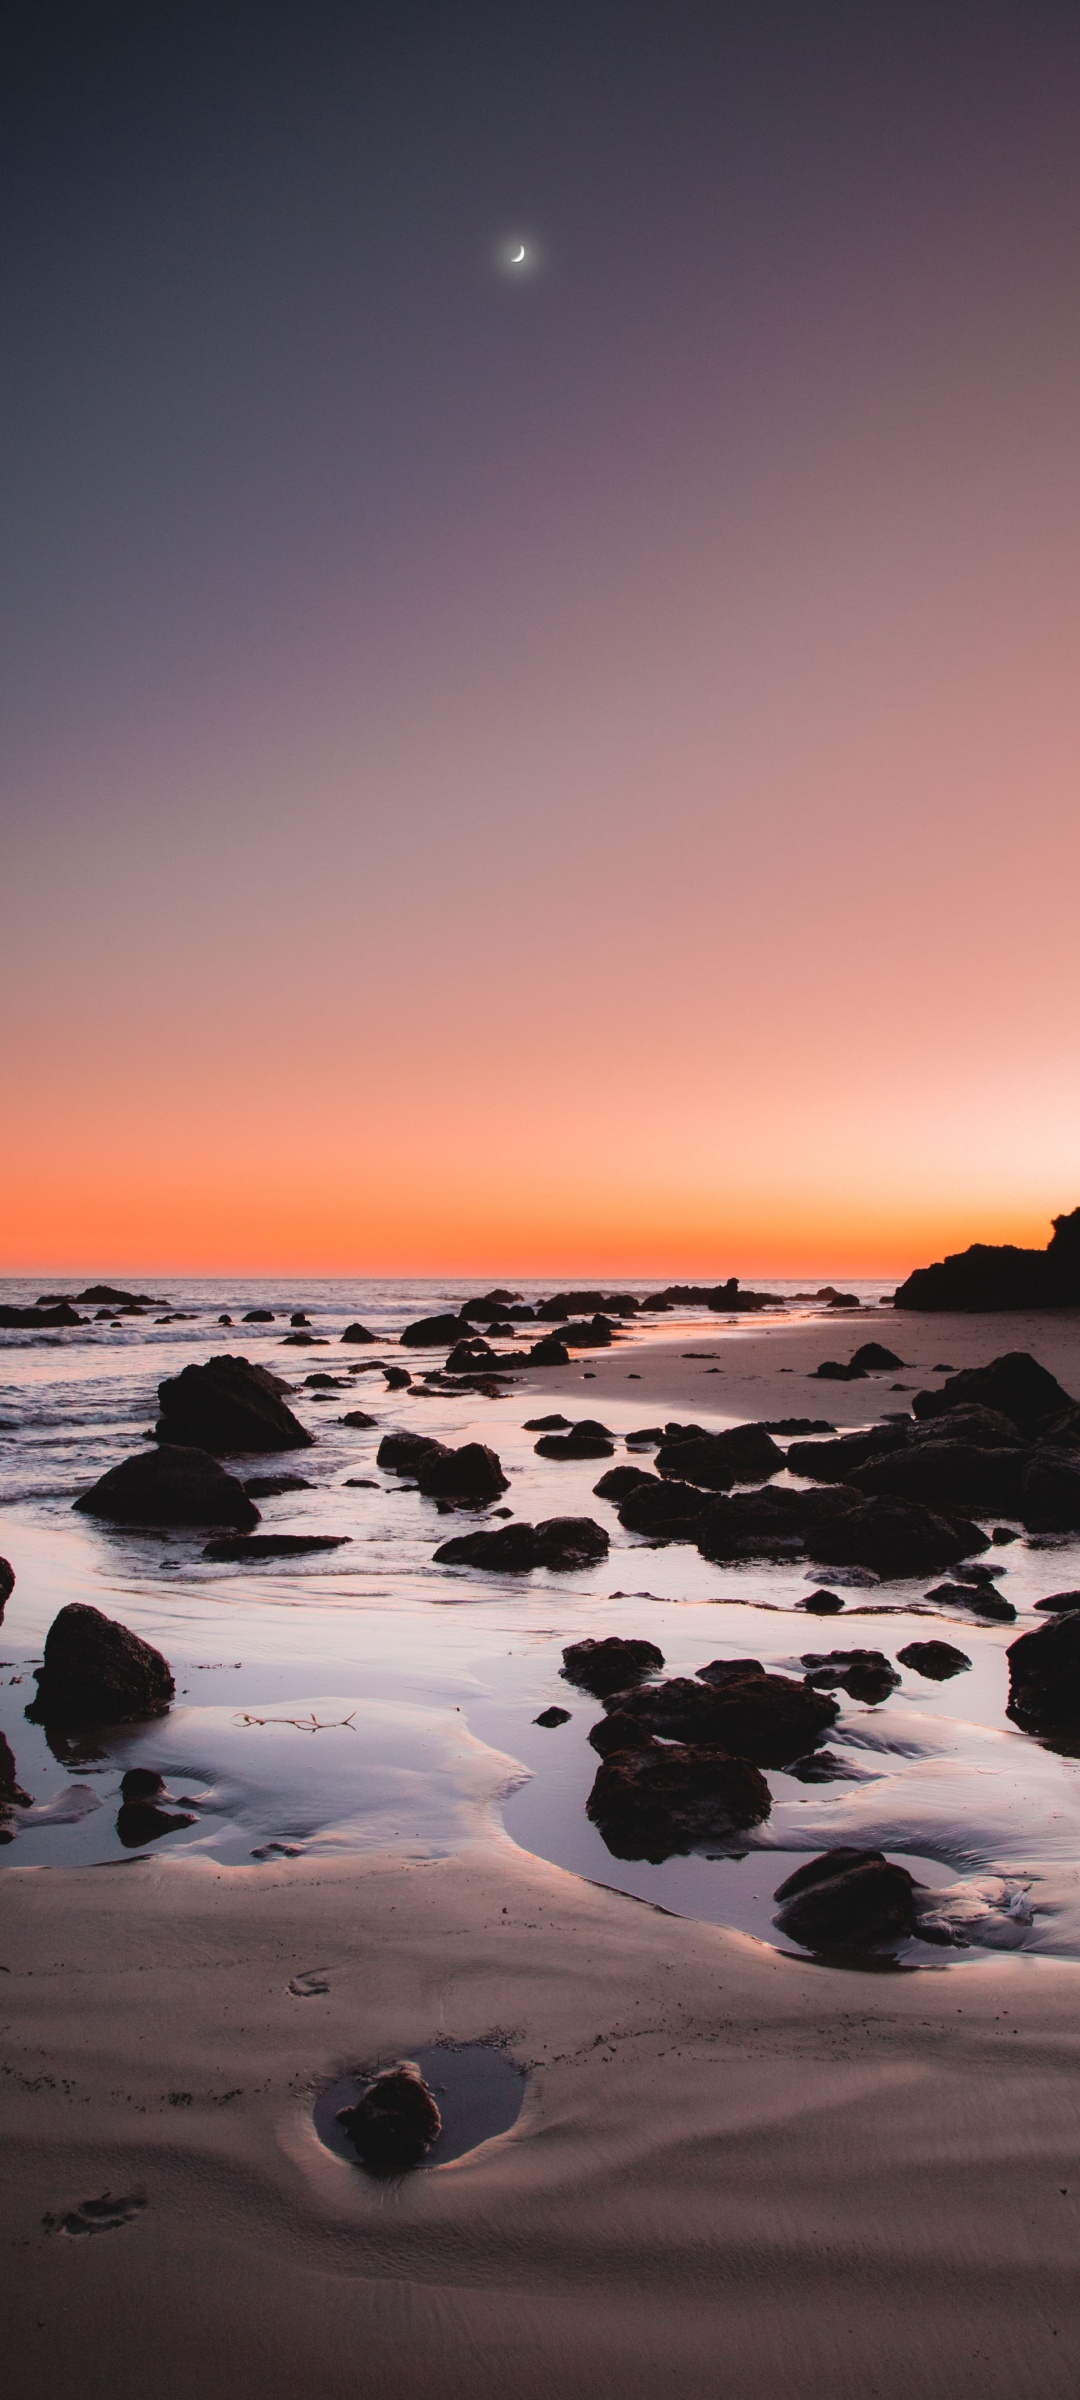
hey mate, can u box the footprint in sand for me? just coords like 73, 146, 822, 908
288, 1968, 331, 1996
44, 2192, 146, 2238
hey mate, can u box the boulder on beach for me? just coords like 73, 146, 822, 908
593, 1464, 655, 1501
341, 1322, 378, 1344
785, 1425, 912, 1481
813, 1359, 867, 1381
0, 1556, 13, 1622
923, 1580, 1015, 1620
561, 1636, 665, 1698
341, 1410, 378, 1430
377, 1430, 448, 1474
805, 1496, 988, 1577
773, 1850, 920, 1951
524, 1414, 571, 1431
445, 1337, 499, 1375
605, 1664, 839, 1769
529, 1336, 570, 1366
894, 1206, 1080, 1311
587, 1708, 663, 1758
0, 1728, 31, 1816
558, 1315, 615, 1348
156, 1355, 313, 1454
73, 1444, 260, 1530
616, 1477, 708, 1540
800, 1648, 900, 1704
694, 1484, 852, 1563
586, 1742, 771, 1862
910, 1350, 1074, 1436
850, 1441, 1027, 1515
1033, 1591, 1080, 1614
415, 1442, 509, 1502
654, 1424, 785, 1490
849, 1343, 905, 1371
433, 1516, 609, 1572
1021, 1446, 1080, 1533
1007, 1611, 1080, 1738
26, 1602, 174, 1727
399, 1313, 467, 1348
897, 1639, 972, 1680
535, 1430, 615, 1460
336, 2063, 442, 2177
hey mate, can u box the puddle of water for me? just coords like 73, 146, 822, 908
313, 2042, 526, 2168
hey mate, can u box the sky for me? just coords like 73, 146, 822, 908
3, 0, 1079, 1278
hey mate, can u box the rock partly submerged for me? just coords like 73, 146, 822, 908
74, 1444, 260, 1530
773, 1849, 921, 1952
156, 1355, 312, 1453
26, 1603, 174, 1728
434, 1517, 610, 1572
586, 1743, 771, 1862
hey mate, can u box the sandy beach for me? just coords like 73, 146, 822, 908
5, 1302, 1080, 2396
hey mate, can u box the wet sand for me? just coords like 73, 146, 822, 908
6, 1300, 1080, 2395
6, 1837, 1080, 2398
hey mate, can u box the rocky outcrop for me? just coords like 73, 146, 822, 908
336, 2064, 442, 2176
434, 1516, 610, 1571
156, 1355, 312, 1453
694, 1485, 852, 1563
0, 1301, 85, 1327
415, 1442, 509, 1502
654, 1424, 785, 1489
376, 1431, 448, 1473
773, 1850, 920, 1951
561, 1636, 664, 1697
341, 1322, 378, 1344
805, 1496, 988, 1577
26, 1603, 174, 1727
399, 1313, 467, 1347
74, 1445, 260, 1529
586, 1743, 771, 1861
535, 1291, 640, 1320
910, 1351, 1074, 1435
603, 1663, 838, 1768
850, 1442, 1027, 1514
894, 1207, 1080, 1310
897, 1639, 971, 1679
800, 1648, 900, 1703
1007, 1611, 1080, 1738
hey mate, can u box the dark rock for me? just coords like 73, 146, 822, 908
561, 1636, 665, 1698
851, 1442, 1027, 1514
773, 1850, 919, 1951
911, 1406, 1027, 1448
535, 1291, 640, 1321
593, 1465, 655, 1501
341, 1410, 378, 1430
27, 1602, 174, 1727
586, 1743, 771, 1862
74, 1445, 259, 1530
336, 2063, 441, 2176
218, 1314, 232, 1324
786, 1425, 911, 1481
445, 1338, 499, 1375
415, 1442, 509, 1501
897, 1640, 972, 1679
825, 1293, 861, 1310
895, 1207, 1080, 1312
624, 1426, 665, 1447
558, 1315, 615, 1348
813, 1360, 867, 1380
1008, 1610, 1080, 1737
0, 1730, 31, 1810
377, 1431, 448, 1473
341, 1323, 378, 1344
1045, 1406, 1080, 1449
529, 1337, 570, 1365
202, 1534, 351, 1560
242, 1474, 312, 1498
799, 1591, 846, 1615
0, 1556, 13, 1620
0, 1302, 85, 1327
922, 1581, 1016, 1620
1021, 1446, 1080, 1532
281, 1331, 317, 1346
763, 1418, 837, 1435
654, 1424, 785, 1490
399, 1314, 467, 1348
850, 1343, 905, 1371
534, 1706, 571, 1727
800, 1648, 900, 1703
156, 1355, 312, 1454
587, 1709, 662, 1757
785, 1749, 859, 1783
524, 1414, 571, 1431
616, 1478, 708, 1540
805, 1497, 988, 1577
535, 1432, 615, 1460
911, 1351, 1075, 1436
305, 1372, 342, 1389
433, 1516, 609, 1572
242, 1308, 274, 1322
608, 1665, 838, 1768
117, 1801, 197, 1847
120, 1768, 166, 1801
694, 1484, 853, 1562
992, 1526, 1021, 1543
383, 1366, 412, 1389
1033, 1591, 1080, 1613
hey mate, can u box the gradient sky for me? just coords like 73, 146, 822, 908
3, 0, 1079, 1276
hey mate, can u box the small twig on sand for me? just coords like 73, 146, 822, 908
234, 1710, 357, 1733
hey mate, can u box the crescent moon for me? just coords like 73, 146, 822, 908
511, 245, 525, 263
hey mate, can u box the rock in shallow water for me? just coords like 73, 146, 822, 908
27, 1603, 174, 1728
805, 1496, 988, 1577
202, 1533, 350, 1561
605, 1665, 838, 1769
1007, 1611, 1080, 1739
800, 1649, 900, 1704
434, 1517, 609, 1572
416, 1442, 509, 1501
336, 2064, 442, 2176
74, 1444, 259, 1530
896, 1639, 972, 1680
561, 1636, 665, 1698
586, 1743, 771, 1862
156, 1355, 312, 1454
774, 1850, 920, 1951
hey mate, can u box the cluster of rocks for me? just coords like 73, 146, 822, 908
894, 1204, 1080, 1310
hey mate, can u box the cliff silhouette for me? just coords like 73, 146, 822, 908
894, 1207, 1080, 1311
